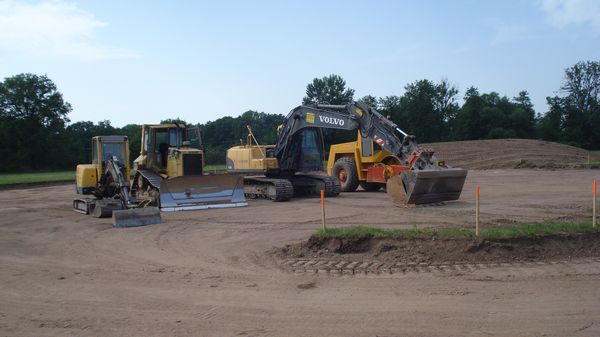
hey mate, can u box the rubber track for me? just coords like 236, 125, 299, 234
292, 174, 342, 197
243, 177, 294, 202
295, 174, 341, 197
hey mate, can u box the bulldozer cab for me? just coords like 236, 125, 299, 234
92, 136, 130, 179
139, 124, 204, 176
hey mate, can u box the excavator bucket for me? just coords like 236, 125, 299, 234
159, 174, 248, 211
112, 207, 162, 228
386, 168, 468, 205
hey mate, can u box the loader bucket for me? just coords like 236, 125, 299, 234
386, 168, 468, 205
112, 207, 162, 228
159, 174, 248, 212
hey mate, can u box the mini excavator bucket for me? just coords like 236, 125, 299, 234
159, 174, 247, 211
112, 207, 162, 228
386, 168, 468, 205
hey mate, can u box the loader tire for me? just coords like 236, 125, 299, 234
359, 181, 382, 192
332, 157, 359, 192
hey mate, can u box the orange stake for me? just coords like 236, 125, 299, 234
320, 189, 326, 230
594, 178, 597, 228
475, 185, 480, 236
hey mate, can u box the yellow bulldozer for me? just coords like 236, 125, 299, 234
74, 124, 246, 227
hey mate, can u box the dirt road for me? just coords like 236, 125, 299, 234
1, 169, 599, 336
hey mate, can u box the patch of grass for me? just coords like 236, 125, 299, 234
0, 171, 74, 185
315, 223, 598, 240
204, 164, 227, 172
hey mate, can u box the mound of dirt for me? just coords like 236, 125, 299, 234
423, 138, 599, 170
274, 232, 600, 265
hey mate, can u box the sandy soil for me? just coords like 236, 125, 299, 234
425, 138, 600, 169
1, 169, 600, 337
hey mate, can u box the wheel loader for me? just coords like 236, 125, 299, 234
323, 101, 467, 204
74, 124, 246, 227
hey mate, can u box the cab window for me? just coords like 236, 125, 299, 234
101, 142, 126, 163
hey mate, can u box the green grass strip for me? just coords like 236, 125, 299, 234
0, 171, 74, 185
315, 223, 598, 240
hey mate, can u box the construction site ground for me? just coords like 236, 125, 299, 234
2, 140, 600, 337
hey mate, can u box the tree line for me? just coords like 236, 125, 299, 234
0, 61, 598, 172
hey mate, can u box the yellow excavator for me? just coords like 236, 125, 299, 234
74, 124, 246, 227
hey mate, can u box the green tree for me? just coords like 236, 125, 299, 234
0, 73, 72, 171
561, 61, 600, 148
200, 111, 285, 165
377, 95, 402, 122
395, 79, 458, 142
360, 95, 379, 108
537, 61, 600, 148
302, 74, 355, 105
537, 96, 565, 142
160, 118, 187, 125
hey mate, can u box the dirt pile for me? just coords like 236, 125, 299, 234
274, 232, 600, 265
423, 138, 599, 170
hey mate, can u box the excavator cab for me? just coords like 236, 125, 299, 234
283, 128, 325, 173
76, 136, 130, 195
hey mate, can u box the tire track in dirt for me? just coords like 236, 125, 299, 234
276, 257, 600, 278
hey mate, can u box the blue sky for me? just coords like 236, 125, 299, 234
1, 0, 599, 126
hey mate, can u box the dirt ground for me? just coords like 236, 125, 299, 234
275, 232, 600, 266
425, 138, 600, 169
1, 169, 600, 337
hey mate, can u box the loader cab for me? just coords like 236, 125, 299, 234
135, 124, 204, 178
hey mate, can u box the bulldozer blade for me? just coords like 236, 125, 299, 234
112, 207, 162, 228
159, 174, 248, 211
387, 168, 468, 205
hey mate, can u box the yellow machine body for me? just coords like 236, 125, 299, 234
75, 136, 130, 194
226, 144, 278, 173
133, 124, 204, 178
133, 124, 247, 211
326, 131, 395, 180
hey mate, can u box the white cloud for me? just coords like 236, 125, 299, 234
0, 0, 138, 60
541, 0, 600, 30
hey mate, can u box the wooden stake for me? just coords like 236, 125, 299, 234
320, 189, 326, 230
475, 185, 480, 236
594, 178, 597, 229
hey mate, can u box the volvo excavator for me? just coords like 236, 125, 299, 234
226, 101, 467, 205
